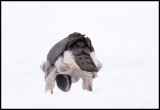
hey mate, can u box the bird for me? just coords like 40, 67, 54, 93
40, 32, 102, 93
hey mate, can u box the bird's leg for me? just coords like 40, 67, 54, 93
45, 80, 55, 93
82, 77, 93, 91
45, 67, 57, 94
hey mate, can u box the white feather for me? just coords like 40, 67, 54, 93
63, 50, 79, 69
90, 52, 102, 71
54, 50, 79, 74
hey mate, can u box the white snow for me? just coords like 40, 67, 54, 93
2, 1, 159, 109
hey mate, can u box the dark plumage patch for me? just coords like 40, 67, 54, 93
56, 74, 72, 92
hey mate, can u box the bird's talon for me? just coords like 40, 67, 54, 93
51, 89, 53, 94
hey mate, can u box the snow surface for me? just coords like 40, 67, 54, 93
2, 1, 159, 109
